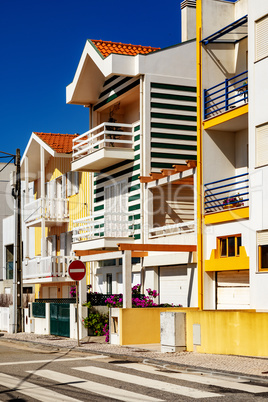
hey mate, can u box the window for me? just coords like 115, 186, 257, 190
255, 14, 268, 62
67, 171, 79, 197
107, 274, 112, 294
6, 245, 14, 280
256, 123, 268, 167
218, 235, 241, 258
257, 231, 268, 271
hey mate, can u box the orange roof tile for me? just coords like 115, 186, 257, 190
90, 40, 160, 58
34, 132, 78, 154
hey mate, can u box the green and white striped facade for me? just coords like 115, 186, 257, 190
91, 73, 197, 244
150, 81, 197, 172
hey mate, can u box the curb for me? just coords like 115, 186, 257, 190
1, 337, 268, 384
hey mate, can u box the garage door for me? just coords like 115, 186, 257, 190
216, 270, 250, 310
159, 266, 187, 306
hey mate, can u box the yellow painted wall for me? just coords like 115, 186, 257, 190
68, 171, 90, 232
204, 207, 249, 225
205, 246, 249, 271
185, 310, 268, 357
119, 308, 268, 357
119, 308, 197, 345
39, 281, 75, 298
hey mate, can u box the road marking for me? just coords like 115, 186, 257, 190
27, 370, 164, 402
0, 355, 106, 366
116, 362, 268, 394
0, 372, 81, 402
74, 366, 222, 399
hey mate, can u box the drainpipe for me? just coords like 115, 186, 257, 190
140, 75, 145, 294
196, 0, 204, 310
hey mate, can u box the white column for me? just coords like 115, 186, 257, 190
24, 156, 29, 259
122, 250, 132, 308
78, 274, 87, 339
40, 147, 46, 258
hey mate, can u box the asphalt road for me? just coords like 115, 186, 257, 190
0, 343, 268, 401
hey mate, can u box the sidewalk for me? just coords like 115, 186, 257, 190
1, 332, 268, 381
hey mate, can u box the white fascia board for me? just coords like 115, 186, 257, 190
21, 132, 55, 169
67, 41, 113, 104
31, 133, 56, 157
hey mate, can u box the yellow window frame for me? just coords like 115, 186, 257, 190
258, 244, 268, 271
217, 234, 241, 258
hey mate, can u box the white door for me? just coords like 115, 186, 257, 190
62, 285, 71, 298
49, 287, 57, 299
216, 270, 250, 309
104, 180, 128, 237
159, 266, 188, 307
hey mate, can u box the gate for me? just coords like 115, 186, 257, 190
50, 303, 70, 337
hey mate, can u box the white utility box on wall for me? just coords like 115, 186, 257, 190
160, 311, 186, 353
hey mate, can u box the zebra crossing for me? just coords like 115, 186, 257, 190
0, 357, 267, 401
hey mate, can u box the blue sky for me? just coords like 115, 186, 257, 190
0, 0, 183, 156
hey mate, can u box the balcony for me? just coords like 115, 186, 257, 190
72, 213, 135, 250
149, 220, 196, 239
72, 122, 137, 172
204, 71, 248, 122
204, 173, 249, 224
23, 256, 73, 283
24, 197, 69, 227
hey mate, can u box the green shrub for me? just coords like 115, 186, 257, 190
83, 301, 109, 336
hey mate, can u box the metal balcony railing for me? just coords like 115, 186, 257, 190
204, 71, 248, 120
72, 122, 135, 162
204, 173, 249, 214
24, 197, 69, 224
73, 212, 135, 242
23, 256, 73, 280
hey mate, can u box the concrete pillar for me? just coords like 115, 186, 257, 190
122, 250, 132, 308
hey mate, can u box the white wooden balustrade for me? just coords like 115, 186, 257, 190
72, 122, 134, 162
73, 212, 135, 242
24, 197, 69, 224
23, 256, 73, 280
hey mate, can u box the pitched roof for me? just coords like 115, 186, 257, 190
90, 39, 160, 58
34, 132, 78, 154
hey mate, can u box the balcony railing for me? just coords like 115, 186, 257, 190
204, 173, 249, 214
73, 212, 135, 242
24, 197, 69, 224
204, 71, 248, 120
72, 122, 134, 162
23, 256, 73, 280
149, 220, 196, 238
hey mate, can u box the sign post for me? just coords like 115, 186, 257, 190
68, 260, 86, 347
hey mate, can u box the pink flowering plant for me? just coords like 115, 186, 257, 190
83, 284, 181, 343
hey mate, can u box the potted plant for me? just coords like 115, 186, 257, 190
223, 194, 244, 209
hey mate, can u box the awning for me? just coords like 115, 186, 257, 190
201, 15, 248, 45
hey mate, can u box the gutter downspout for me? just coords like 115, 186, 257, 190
140, 75, 145, 294
196, 0, 204, 310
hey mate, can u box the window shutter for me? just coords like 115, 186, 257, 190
52, 235, 57, 256
60, 233, 66, 256
256, 15, 268, 61
62, 174, 66, 199
67, 172, 72, 197
256, 123, 268, 167
257, 231, 268, 246
73, 171, 79, 194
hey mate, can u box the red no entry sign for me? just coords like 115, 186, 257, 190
68, 260, 86, 281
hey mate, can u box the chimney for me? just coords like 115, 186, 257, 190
180, 0, 196, 42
